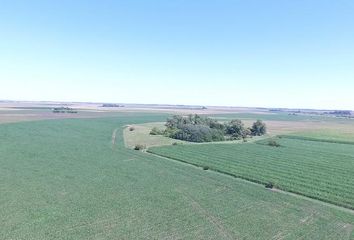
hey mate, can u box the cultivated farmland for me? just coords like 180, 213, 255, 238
1, 113, 354, 239
149, 137, 354, 209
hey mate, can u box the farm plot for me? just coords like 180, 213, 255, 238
281, 129, 354, 144
1, 114, 354, 239
149, 138, 354, 209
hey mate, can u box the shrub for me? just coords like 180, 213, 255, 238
265, 182, 274, 189
150, 127, 163, 135
203, 166, 209, 170
172, 142, 179, 146
129, 126, 135, 131
267, 140, 281, 147
134, 144, 145, 150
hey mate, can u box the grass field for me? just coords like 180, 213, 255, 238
1, 113, 354, 239
123, 122, 186, 148
149, 138, 354, 210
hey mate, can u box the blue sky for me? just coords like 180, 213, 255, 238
1, 0, 353, 109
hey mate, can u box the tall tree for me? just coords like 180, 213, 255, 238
251, 120, 267, 136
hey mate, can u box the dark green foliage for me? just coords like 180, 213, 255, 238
134, 144, 146, 150
208, 120, 225, 131
165, 114, 225, 142
129, 126, 135, 131
172, 124, 224, 142
203, 166, 209, 170
164, 114, 266, 143
265, 182, 274, 189
251, 120, 267, 136
172, 142, 179, 146
165, 115, 184, 129
166, 114, 224, 130
225, 119, 247, 139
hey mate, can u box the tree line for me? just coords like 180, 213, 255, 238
151, 114, 266, 143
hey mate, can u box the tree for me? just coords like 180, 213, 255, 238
225, 119, 246, 139
165, 115, 184, 129
164, 115, 249, 143
208, 119, 225, 131
251, 120, 267, 136
172, 124, 224, 142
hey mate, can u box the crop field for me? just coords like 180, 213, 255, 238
0, 108, 139, 124
1, 113, 354, 239
149, 138, 354, 210
282, 129, 354, 144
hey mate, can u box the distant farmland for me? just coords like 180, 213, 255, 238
149, 137, 354, 209
1, 113, 354, 239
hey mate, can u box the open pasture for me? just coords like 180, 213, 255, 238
1, 114, 354, 239
149, 137, 354, 210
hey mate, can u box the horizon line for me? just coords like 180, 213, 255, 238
1, 99, 353, 112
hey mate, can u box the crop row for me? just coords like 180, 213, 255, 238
149, 139, 354, 209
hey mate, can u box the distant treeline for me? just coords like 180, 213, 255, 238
270, 109, 352, 118
101, 104, 124, 107
151, 114, 266, 143
53, 107, 78, 113
325, 110, 351, 116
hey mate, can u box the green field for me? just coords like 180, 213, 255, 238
149, 138, 354, 210
1, 114, 354, 239
282, 130, 354, 144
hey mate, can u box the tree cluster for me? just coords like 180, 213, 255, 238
101, 103, 124, 107
52, 107, 78, 114
158, 114, 266, 143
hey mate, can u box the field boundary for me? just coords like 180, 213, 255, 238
146, 151, 354, 214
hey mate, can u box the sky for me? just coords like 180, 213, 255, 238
1, 0, 353, 110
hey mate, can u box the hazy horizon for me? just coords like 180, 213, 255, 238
2, 98, 353, 111
1, 1, 353, 110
